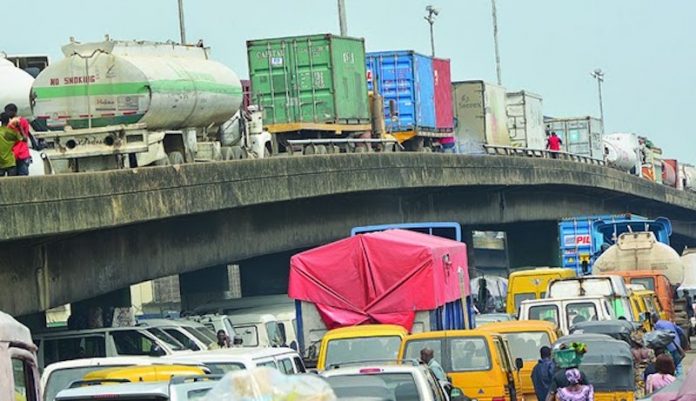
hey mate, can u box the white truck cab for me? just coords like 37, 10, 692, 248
519, 295, 616, 335
190, 313, 285, 348
1, 311, 41, 401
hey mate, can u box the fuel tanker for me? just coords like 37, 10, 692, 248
31, 38, 266, 172
0, 57, 34, 117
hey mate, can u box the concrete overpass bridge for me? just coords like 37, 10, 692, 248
2, 153, 696, 317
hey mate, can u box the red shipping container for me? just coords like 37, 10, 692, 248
432, 58, 454, 131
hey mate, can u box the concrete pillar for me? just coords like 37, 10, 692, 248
179, 265, 229, 312
239, 250, 297, 297
71, 288, 131, 328
462, 230, 477, 278
506, 221, 560, 269
16, 311, 47, 333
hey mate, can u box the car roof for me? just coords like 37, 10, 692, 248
509, 268, 575, 277
521, 295, 607, 305
405, 328, 494, 340
34, 326, 151, 338
137, 319, 198, 328
225, 312, 277, 323
161, 347, 299, 363
322, 363, 425, 377
324, 325, 408, 339
55, 382, 169, 399
478, 319, 557, 333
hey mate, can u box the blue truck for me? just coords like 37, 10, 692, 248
559, 214, 672, 275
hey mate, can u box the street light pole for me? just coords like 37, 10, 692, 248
425, 5, 439, 57
177, 0, 186, 44
491, 0, 502, 85
337, 0, 348, 36
591, 69, 605, 133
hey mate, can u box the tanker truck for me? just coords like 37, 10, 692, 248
31, 37, 271, 173
603, 133, 642, 175
593, 231, 693, 335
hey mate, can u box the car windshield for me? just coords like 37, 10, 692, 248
206, 362, 245, 375
45, 365, 129, 401
403, 337, 491, 372
146, 328, 186, 351
501, 331, 552, 360
326, 372, 419, 400
183, 327, 215, 345
325, 336, 402, 368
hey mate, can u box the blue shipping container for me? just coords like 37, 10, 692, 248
366, 51, 436, 132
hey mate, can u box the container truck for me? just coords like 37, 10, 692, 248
452, 80, 510, 154
505, 91, 545, 150
31, 38, 271, 173
545, 116, 604, 160
592, 231, 692, 335
558, 214, 671, 274
247, 34, 390, 155
288, 229, 473, 362
366, 51, 453, 150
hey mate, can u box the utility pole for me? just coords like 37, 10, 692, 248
491, 0, 502, 85
177, 0, 186, 44
337, 0, 348, 36
591, 69, 605, 133
425, 5, 439, 57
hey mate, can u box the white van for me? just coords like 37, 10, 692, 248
163, 347, 305, 375
41, 356, 208, 401
518, 295, 616, 335
1, 311, 41, 401
190, 313, 284, 348
33, 326, 183, 369
136, 319, 217, 351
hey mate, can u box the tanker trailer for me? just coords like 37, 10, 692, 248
0, 57, 34, 117
31, 38, 267, 172
603, 133, 641, 174
593, 231, 691, 333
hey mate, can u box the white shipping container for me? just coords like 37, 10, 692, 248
506, 91, 545, 149
545, 116, 604, 160
452, 80, 510, 154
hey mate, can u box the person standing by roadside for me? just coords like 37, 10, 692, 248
209, 329, 231, 349
532, 346, 556, 401
651, 314, 686, 376
0, 112, 25, 177
546, 131, 563, 158
4, 103, 33, 176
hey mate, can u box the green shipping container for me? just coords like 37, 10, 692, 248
247, 34, 370, 130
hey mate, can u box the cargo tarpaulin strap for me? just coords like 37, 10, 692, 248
288, 229, 468, 331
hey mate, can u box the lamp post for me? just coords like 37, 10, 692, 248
491, 0, 502, 85
591, 68, 605, 133
337, 0, 348, 36
425, 5, 439, 57
177, 0, 186, 44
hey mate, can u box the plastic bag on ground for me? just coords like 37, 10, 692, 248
203, 367, 336, 401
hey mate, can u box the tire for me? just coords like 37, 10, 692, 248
231, 147, 245, 160
303, 145, 315, 156
314, 145, 327, 154
168, 151, 185, 165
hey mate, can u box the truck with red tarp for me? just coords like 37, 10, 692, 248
288, 229, 473, 361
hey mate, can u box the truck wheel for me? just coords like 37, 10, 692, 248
168, 151, 185, 165
231, 147, 245, 160
314, 145, 327, 154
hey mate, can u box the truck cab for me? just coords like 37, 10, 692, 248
547, 275, 636, 321
1, 311, 41, 401
518, 296, 615, 335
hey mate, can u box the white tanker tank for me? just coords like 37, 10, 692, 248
603, 133, 641, 173
32, 39, 242, 130
0, 57, 34, 117
678, 249, 696, 296
593, 231, 683, 284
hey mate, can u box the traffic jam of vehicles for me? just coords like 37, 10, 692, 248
3, 216, 696, 401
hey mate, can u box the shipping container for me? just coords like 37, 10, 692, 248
545, 116, 604, 160
432, 58, 454, 130
366, 51, 436, 132
452, 80, 510, 154
247, 34, 370, 132
506, 91, 545, 150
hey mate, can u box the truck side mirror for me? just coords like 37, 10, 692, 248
515, 357, 524, 371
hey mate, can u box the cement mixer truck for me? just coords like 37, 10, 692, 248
593, 231, 693, 335
31, 38, 271, 173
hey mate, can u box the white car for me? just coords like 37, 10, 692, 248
136, 319, 217, 351
54, 376, 220, 401
41, 356, 209, 401
322, 362, 466, 401
162, 347, 305, 375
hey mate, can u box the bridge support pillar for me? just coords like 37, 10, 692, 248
71, 288, 131, 327
506, 221, 560, 269
239, 250, 298, 297
179, 265, 230, 313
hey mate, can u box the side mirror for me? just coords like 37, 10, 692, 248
515, 357, 524, 371
149, 345, 166, 357
450, 387, 469, 401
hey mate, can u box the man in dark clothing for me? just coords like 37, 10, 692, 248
531, 346, 555, 401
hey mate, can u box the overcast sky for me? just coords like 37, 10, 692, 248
5, 1, 695, 162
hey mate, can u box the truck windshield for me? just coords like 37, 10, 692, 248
631, 277, 656, 291
501, 331, 552, 360
325, 336, 402, 368
528, 305, 559, 326
567, 302, 598, 326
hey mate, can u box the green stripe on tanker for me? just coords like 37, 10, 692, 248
34, 81, 242, 99
247, 34, 370, 129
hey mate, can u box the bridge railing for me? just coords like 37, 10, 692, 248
483, 145, 606, 166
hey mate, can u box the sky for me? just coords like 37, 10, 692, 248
4, 1, 695, 162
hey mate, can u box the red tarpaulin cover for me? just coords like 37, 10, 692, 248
288, 229, 469, 331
